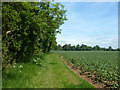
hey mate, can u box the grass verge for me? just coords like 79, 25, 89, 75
2, 53, 95, 88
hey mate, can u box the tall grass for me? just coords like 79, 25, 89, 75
2, 53, 47, 88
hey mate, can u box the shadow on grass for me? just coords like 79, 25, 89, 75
48, 62, 57, 65
18, 52, 49, 63
62, 82, 96, 88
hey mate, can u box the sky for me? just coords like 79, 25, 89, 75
56, 2, 118, 49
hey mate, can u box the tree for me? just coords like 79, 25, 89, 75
54, 44, 117, 51
93, 45, 100, 51
2, 2, 40, 65
87, 46, 92, 51
62, 44, 68, 51
117, 48, 120, 51
38, 2, 67, 53
76, 44, 80, 51
57, 44, 62, 50
101, 48, 106, 51
67, 44, 71, 51
80, 44, 87, 51
108, 46, 113, 51
2, 2, 67, 69
71, 45, 76, 51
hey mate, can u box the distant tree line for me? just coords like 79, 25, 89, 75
54, 44, 120, 51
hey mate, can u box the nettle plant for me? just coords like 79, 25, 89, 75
31, 55, 42, 66
13, 65, 23, 73
5, 63, 23, 74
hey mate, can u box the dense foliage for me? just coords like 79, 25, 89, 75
54, 44, 119, 51
2, 2, 67, 69
57, 51, 119, 88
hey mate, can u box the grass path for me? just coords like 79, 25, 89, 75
29, 53, 95, 88
3, 53, 95, 88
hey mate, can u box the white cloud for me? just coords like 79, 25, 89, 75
57, 35, 118, 48
56, 2, 118, 49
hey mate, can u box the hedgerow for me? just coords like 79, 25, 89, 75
2, 2, 67, 69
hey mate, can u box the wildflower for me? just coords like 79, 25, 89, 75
33, 59, 36, 62
13, 65, 15, 67
6, 31, 11, 34
19, 65, 23, 68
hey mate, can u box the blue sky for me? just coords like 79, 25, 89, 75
56, 2, 118, 49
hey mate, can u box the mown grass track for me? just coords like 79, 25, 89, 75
3, 53, 95, 88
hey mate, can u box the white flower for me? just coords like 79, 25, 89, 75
6, 31, 11, 34
19, 65, 23, 68
19, 71, 21, 72
13, 65, 15, 67
33, 59, 36, 62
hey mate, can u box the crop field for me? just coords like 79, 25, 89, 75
56, 51, 119, 88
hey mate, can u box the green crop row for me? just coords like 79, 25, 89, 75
56, 51, 119, 88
